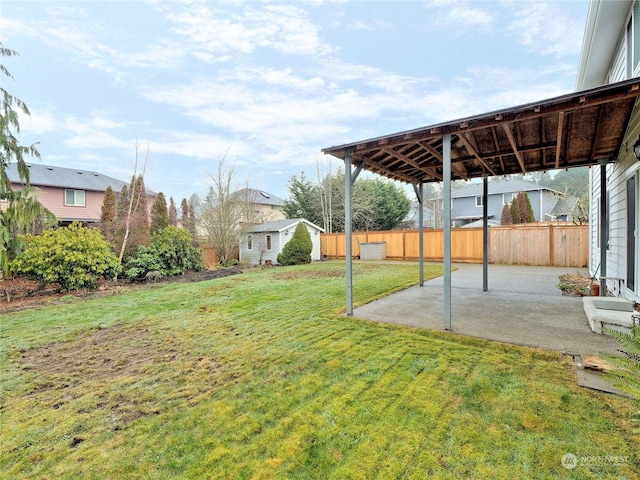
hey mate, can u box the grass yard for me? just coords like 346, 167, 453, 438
1, 261, 638, 479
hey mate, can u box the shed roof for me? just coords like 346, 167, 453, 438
322, 77, 640, 184
7, 162, 127, 192
249, 218, 324, 233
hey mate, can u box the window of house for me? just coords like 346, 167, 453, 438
266, 235, 272, 250
503, 192, 515, 205
64, 189, 85, 207
247, 235, 252, 250
475, 196, 483, 207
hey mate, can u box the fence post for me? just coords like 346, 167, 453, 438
549, 224, 554, 266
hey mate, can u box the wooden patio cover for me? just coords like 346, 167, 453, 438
323, 77, 640, 184
322, 77, 640, 325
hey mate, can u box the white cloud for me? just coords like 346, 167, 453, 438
506, 1, 585, 58
160, 2, 333, 59
424, 1, 494, 27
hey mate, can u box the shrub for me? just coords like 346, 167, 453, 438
277, 222, 312, 266
11, 222, 120, 292
124, 226, 204, 280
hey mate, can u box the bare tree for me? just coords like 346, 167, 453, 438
197, 154, 262, 266
116, 141, 148, 276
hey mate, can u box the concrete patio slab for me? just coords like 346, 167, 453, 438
352, 263, 622, 356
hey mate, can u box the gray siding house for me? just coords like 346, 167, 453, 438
239, 218, 324, 265
451, 178, 561, 226
577, 0, 640, 301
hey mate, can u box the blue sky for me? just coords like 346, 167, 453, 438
2, 0, 588, 203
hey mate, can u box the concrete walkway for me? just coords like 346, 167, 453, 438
353, 263, 622, 356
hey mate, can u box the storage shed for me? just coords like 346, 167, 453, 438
239, 218, 324, 265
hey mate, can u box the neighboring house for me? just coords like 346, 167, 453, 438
577, 0, 639, 301
450, 178, 561, 226
239, 218, 324, 265
3, 162, 127, 225
235, 188, 286, 223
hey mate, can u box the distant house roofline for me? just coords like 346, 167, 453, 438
7, 162, 128, 193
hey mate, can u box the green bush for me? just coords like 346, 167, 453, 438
124, 226, 204, 280
277, 222, 312, 266
11, 222, 120, 292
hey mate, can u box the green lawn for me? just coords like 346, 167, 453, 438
1, 262, 638, 479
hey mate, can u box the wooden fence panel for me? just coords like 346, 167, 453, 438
320, 224, 587, 267
551, 225, 588, 267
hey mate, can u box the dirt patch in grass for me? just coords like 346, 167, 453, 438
18, 323, 229, 430
20, 323, 173, 385
272, 266, 345, 281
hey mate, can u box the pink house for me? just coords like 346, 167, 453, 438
4, 163, 128, 225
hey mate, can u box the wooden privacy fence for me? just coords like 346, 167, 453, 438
320, 224, 588, 267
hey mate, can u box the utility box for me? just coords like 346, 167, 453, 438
360, 241, 387, 260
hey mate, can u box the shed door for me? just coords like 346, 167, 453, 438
628, 174, 637, 292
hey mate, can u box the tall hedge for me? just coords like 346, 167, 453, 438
277, 222, 312, 266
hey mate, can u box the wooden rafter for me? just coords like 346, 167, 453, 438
555, 112, 565, 169
381, 147, 443, 180
588, 106, 605, 162
457, 133, 496, 176
503, 123, 526, 173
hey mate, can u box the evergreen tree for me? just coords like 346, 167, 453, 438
114, 176, 150, 260
150, 192, 169, 235
100, 186, 117, 247
168, 196, 177, 226
0, 43, 54, 275
500, 203, 512, 225
510, 195, 521, 224
188, 198, 197, 237
283, 172, 323, 226
514, 191, 534, 224
180, 198, 189, 231
130, 174, 150, 248
277, 222, 313, 265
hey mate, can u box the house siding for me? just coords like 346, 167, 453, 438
587, 2, 640, 300
9, 184, 106, 222
452, 188, 557, 225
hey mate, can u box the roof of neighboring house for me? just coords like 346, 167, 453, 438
549, 197, 571, 217
233, 188, 285, 207
451, 178, 560, 199
7, 162, 127, 192
248, 218, 324, 233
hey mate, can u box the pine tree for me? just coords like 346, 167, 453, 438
500, 203, 512, 225
510, 195, 521, 224
150, 192, 169, 235
277, 222, 313, 265
513, 191, 534, 224
130, 175, 150, 249
115, 176, 150, 260
180, 198, 189, 231
188, 200, 196, 237
100, 186, 117, 247
168, 196, 177, 226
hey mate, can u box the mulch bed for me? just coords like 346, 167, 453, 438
0, 266, 242, 314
